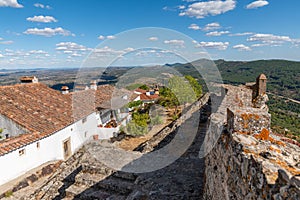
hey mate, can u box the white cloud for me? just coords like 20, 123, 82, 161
0, 40, 13, 44
28, 50, 48, 54
196, 41, 229, 50
202, 22, 222, 32
24, 27, 74, 37
246, 0, 269, 9
26, 15, 57, 23
124, 47, 135, 52
180, 0, 236, 18
188, 23, 201, 30
162, 6, 177, 11
206, 31, 230, 36
233, 44, 252, 51
56, 42, 92, 58
98, 35, 105, 40
178, 5, 185, 9
292, 39, 300, 47
98, 35, 116, 40
251, 43, 268, 47
148, 37, 158, 41
164, 39, 185, 47
0, 0, 23, 8
247, 33, 292, 45
0, 54, 4, 58
56, 42, 90, 52
229, 32, 254, 36
34, 3, 51, 9
182, 0, 198, 2
106, 35, 116, 40
3, 49, 49, 58
92, 46, 124, 56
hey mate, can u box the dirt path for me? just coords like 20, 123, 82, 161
117, 117, 172, 151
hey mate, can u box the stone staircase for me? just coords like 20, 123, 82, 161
29, 152, 140, 200
66, 171, 138, 200
26, 101, 210, 200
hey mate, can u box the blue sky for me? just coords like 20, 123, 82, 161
0, 0, 300, 68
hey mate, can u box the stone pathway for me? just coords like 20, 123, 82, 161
21, 103, 210, 200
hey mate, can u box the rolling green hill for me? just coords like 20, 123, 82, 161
172, 59, 300, 101
171, 59, 300, 141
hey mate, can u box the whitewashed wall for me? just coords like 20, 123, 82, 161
97, 127, 119, 139
0, 112, 97, 186
96, 114, 130, 139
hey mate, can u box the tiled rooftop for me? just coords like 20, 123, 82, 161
0, 83, 131, 156
140, 93, 159, 101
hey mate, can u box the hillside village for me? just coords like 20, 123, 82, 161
0, 74, 298, 199
0, 76, 169, 188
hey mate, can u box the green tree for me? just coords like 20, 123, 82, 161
139, 84, 149, 90
168, 76, 196, 104
127, 100, 143, 108
125, 121, 148, 136
184, 75, 202, 98
132, 112, 150, 127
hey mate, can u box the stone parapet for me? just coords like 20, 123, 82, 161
227, 107, 271, 134
203, 83, 300, 200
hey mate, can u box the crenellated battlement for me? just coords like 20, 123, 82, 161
204, 74, 300, 200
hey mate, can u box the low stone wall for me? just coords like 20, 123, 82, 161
203, 84, 300, 200
135, 93, 210, 153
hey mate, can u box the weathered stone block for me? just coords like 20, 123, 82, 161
227, 108, 271, 134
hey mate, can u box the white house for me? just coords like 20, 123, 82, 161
0, 77, 132, 186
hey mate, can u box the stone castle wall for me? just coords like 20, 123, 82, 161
203, 84, 300, 200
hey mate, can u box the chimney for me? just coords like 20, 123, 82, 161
20, 76, 38, 84
90, 80, 97, 90
61, 86, 69, 94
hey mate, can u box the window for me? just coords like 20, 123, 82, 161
36, 142, 40, 149
19, 149, 25, 156
82, 117, 87, 124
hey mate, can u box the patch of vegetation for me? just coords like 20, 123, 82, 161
125, 83, 143, 91
4, 190, 13, 198
125, 121, 148, 136
151, 115, 163, 126
127, 100, 143, 109
172, 59, 300, 140
139, 84, 149, 91
158, 75, 200, 109
0, 128, 3, 139
184, 75, 203, 99
124, 111, 150, 136
267, 95, 300, 142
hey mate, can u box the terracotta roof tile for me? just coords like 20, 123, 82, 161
0, 83, 131, 156
140, 93, 159, 101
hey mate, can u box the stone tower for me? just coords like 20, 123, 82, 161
256, 73, 267, 97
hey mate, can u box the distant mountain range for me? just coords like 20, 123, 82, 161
168, 59, 300, 101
